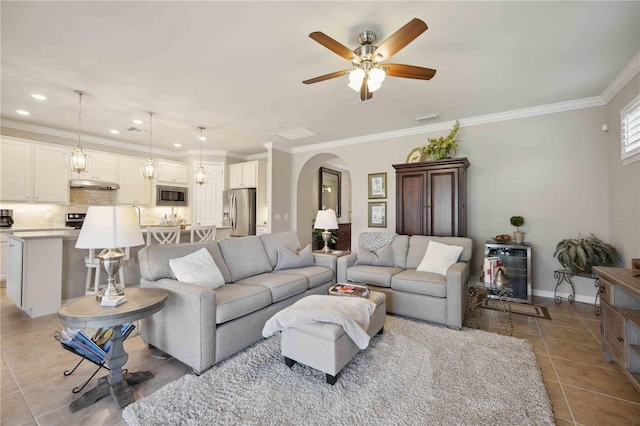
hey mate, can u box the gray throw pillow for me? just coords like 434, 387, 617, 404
355, 244, 395, 267
274, 244, 314, 271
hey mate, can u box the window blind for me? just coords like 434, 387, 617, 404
622, 95, 640, 158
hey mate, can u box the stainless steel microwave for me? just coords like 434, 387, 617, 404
156, 185, 188, 206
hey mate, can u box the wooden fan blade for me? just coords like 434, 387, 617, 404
385, 64, 437, 80
309, 32, 358, 62
302, 70, 350, 85
360, 78, 372, 101
373, 18, 427, 61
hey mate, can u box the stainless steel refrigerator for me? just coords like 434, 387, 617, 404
223, 188, 256, 236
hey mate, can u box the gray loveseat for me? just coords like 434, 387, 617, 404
337, 233, 472, 329
137, 231, 336, 374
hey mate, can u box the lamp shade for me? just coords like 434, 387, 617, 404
75, 206, 144, 249
314, 209, 339, 230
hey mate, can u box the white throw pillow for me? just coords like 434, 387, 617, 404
169, 248, 225, 289
416, 241, 464, 276
274, 244, 314, 271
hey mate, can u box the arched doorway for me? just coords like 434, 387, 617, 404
296, 153, 351, 249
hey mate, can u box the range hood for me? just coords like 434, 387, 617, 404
69, 179, 120, 190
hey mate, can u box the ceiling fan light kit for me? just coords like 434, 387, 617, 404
303, 18, 436, 101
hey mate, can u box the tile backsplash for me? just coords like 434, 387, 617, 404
0, 199, 191, 229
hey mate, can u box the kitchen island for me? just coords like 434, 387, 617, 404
6, 226, 231, 317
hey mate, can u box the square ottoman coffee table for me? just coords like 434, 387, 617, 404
280, 290, 386, 385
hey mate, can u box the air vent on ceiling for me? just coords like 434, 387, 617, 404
275, 127, 319, 141
127, 127, 143, 132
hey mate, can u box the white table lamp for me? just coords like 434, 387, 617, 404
76, 206, 144, 300
314, 209, 339, 253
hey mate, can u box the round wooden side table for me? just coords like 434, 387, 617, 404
58, 287, 168, 412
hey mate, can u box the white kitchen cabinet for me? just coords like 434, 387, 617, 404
193, 163, 224, 226
7, 234, 62, 318
118, 157, 152, 205
33, 145, 70, 203
1, 233, 9, 281
75, 152, 118, 182
1, 139, 32, 202
229, 161, 262, 189
157, 161, 188, 184
6, 236, 23, 306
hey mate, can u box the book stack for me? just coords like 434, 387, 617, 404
483, 257, 501, 287
329, 283, 370, 298
56, 323, 135, 364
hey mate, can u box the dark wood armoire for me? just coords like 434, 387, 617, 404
393, 158, 470, 237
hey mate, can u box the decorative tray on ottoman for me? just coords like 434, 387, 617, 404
328, 283, 370, 298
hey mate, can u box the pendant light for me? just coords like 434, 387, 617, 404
65, 90, 93, 174
193, 126, 209, 185
140, 111, 158, 179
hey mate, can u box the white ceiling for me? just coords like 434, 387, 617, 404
2, 1, 639, 157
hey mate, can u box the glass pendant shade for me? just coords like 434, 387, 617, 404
141, 158, 158, 179
140, 112, 158, 180
66, 90, 92, 174
194, 165, 209, 185
194, 126, 209, 185
65, 146, 92, 174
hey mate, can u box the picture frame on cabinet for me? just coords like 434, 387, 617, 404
368, 173, 386, 199
368, 202, 387, 228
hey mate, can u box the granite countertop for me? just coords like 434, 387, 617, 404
1, 226, 74, 233
9, 229, 80, 240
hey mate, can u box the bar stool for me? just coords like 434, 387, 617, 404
84, 248, 129, 296
190, 224, 216, 243
146, 226, 181, 246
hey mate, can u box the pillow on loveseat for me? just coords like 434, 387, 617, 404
274, 244, 314, 271
354, 244, 395, 267
416, 241, 463, 276
169, 247, 225, 289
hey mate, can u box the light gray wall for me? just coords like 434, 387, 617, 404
290, 106, 611, 301
605, 73, 640, 266
268, 148, 292, 233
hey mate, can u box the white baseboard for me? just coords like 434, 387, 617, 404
531, 289, 598, 305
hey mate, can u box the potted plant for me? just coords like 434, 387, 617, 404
510, 216, 525, 244
553, 234, 619, 274
420, 120, 460, 160
313, 228, 337, 250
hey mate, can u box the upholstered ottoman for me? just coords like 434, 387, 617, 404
281, 291, 386, 385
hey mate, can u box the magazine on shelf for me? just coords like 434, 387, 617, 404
329, 283, 369, 298
55, 323, 135, 364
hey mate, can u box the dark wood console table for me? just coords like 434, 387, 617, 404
58, 287, 168, 411
593, 267, 640, 394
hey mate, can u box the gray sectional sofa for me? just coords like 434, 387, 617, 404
137, 231, 336, 374
337, 233, 472, 329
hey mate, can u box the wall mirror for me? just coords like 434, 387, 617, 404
319, 167, 341, 217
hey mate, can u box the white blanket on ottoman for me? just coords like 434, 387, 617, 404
262, 295, 377, 349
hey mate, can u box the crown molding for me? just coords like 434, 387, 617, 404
263, 142, 293, 153
601, 51, 640, 104
290, 96, 605, 154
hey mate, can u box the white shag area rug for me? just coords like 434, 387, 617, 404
123, 315, 554, 426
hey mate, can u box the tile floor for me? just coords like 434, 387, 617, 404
2, 287, 640, 425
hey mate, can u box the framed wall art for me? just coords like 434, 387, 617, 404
368, 172, 386, 199
368, 202, 387, 228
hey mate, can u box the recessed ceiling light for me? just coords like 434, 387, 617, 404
173, 143, 182, 147
16, 110, 30, 115
109, 129, 120, 134
132, 119, 144, 125
198, 136, 206, 141
31, 94, 47, 101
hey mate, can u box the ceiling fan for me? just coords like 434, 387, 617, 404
302, 18, 436, 101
